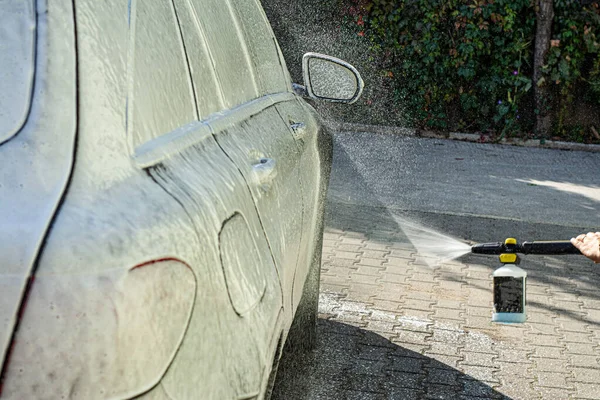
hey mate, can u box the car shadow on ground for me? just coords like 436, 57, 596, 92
272, 319, 511, 400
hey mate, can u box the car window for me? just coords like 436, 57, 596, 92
127, 0, 197, 148
183, 0, 259, 111
0, 0, 36, 144
228, 0, 290, 95
175, 0, 289, 118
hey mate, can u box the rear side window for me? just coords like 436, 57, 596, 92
176, 0, 289, 117
182, 0, 259, 111
0, 0, 36, 144
228, 0, 290, 95
127, 0, 197, 148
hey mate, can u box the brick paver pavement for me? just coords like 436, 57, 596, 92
273, 202, 600, 400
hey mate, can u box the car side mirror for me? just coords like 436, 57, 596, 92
301, 53, 364, 104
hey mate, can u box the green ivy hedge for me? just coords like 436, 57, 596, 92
350, 0, 600, 141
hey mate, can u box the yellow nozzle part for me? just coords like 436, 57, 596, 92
504, 238, 517, 245
499, 253, 518, 263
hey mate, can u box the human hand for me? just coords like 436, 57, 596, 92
571, 232, 600, 263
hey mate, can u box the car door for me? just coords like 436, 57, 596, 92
127, 1, 283, 398
174, 0, 305, 316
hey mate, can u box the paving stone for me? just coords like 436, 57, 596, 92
528, 323, 560, 335
494, 361, 534, 378
494, 348, 532, 363
347, 374, 387, 394
405, 290, 436, 301
388, 356, 426, 374
399, 308, 435, 320
535, 371, 572, 389
531, 346, 563, 359
527, 313, 556, 325
581, 298, 600, 309
357, 259, 386, 269
570, 382, 600, 399
362, 249, 391, 259
411, 272, 438, 283
346, 292, 377, 303
497, 379, 541, 400
327, 257, 359, 268
403, 298, 435, 311
434, 299, 465, 309
319, 281, 350, 294
348, 359, 389, 377
583, 309, 600, 324
465, 306, 492, 317
408, 280, 438, 293
563, 342, 598, 355
385, 371, 423, 389
436, 280, 466, 292
366, 319, 397, 333
567, 354, 600, 368
460, 378, 502, 397
380, 282, 410, 295
569, 367, 600, 383
364, 242, 391, 251
351, 273, 381, 285
348, 282, 382, 296
561, 331, 595, 344
426, 342, 463, 357
464, 316, 495, 330
524, 333, 563, 348
338, 236, 365, 245
335, 250, 360, 260
394, 329, 432, 345
425, 368, 461, 386
467, 270, 492, 281
370, 299, 403, 313
434, 308, 465, 321
386, 387, 425, 400
358, 344, 392, 361
531, 386, 573, 400
552, 300, 584, 314
531, 357, 571, 372
379, 273, 407, 284
462, 332, 496, 354
375, 289, 409, 303
460, 366, 499, 383
382, 266, 412, 278
460, 352, 496, 368
427, 355, 464, 370
429, 328, 465, 344
337, 243, 364, 252
391, 342, 430, 355
324, 265, 354, 277
425, 383, 461, 399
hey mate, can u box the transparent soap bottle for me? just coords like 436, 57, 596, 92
492, 240, 527, 323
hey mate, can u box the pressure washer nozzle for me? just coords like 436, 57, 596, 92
471, 239, 582, 255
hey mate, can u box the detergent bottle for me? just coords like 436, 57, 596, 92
492, 238, 527, 323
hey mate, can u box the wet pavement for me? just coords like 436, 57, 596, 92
272, 132, 600, 399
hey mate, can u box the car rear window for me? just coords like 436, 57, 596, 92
0, 0, 36, 144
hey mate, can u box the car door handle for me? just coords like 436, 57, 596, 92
252, 158, 277, 191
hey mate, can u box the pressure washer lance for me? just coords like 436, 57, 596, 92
471, 238, 581, 323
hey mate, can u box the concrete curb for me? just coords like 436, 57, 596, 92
326, 121, 600, 153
